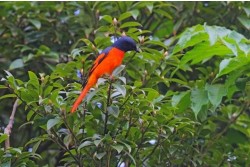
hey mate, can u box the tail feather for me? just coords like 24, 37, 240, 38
71, 75, 97, 113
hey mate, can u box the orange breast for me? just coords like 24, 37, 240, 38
93, 48, 125, 78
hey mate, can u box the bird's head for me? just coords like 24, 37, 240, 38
112, 36, 139, 52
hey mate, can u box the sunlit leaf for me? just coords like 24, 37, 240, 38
9, 59, 24, 70
205, 26, 218, 46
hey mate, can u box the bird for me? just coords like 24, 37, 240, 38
71, 36, 138, 113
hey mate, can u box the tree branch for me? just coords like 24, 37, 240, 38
4, 99, 19, 150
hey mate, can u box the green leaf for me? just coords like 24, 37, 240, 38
28, 71, 40, 91
144, 40, 168, 49
146, 4, 154, 13
29, 19, 41, 30
27, 110, 35, 121
96, 152, 106, 160
205, 26, 218, 46
154, 9, 172, 19
180, 41, 232, 66
120, 22, 141, 28
32, 140, 41, 153
0, 85, 8, 89
191, 88, 208, 118
238, 16, 250, 30
173, 25, 206, 54
130, 10, 139, 19
100, 15, 112, 24
226, 128, 248, 144
78, 141, 93, 151
107, 106, 119, 118
118, 12, 132, 22
205, 84, 227, 108
172, 91, 191, 112
221, 38, 238, 56
118, 140, 132, 153
112, 145, 124, 154
8, 147, 22, 155
55, 3, 64, 12
93, 139, 102, 147
243, 7, 250, 17
0, 94, 16, 100
217, 57, 250, 77
4, 70, 13, 77
112, 65, 125, 77
9, 59, 24, 70
235, 78, 248, 91
143, 88, 159, 101
0, 134, 8, 143
25, 135, 48, 146
113, 83, 126, 97
197, 105, 208, 122
238, 42, 250, 56
47, 117, 62, 130
19, 87, 37, 102
44, 86, 53, 97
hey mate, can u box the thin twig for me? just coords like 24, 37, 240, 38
4, 99, 19, 150
104, 79, 113, 135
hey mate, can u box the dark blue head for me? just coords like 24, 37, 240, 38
112, 36, 138, 52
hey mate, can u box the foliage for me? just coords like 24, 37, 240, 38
0, 1, 250, 166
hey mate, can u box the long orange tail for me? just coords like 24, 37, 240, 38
71, 75, 97, 113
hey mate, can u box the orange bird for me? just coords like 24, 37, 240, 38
71, 36, 138, 113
